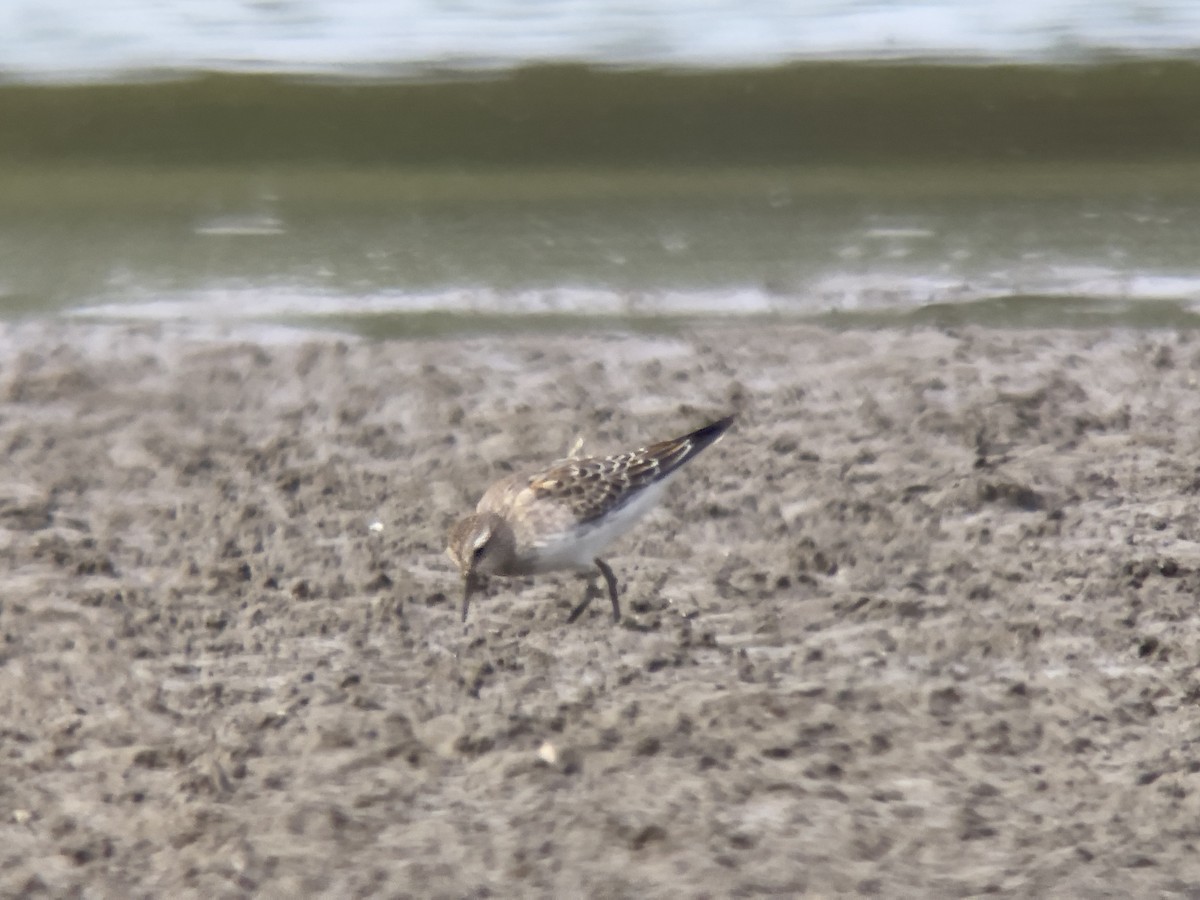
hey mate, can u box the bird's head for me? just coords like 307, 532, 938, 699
447, 512, 515, 623
446, 512, 512, 579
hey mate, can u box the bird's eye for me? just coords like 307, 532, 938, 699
472, 542, 488, 561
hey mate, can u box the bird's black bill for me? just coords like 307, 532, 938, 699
461, 573, 479, 623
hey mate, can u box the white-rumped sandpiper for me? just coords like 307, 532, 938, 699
446, 414, 735, 623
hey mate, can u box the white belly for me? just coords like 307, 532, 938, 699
523, 477, 672, 573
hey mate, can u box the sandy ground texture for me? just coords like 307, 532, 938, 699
1, 320, 1200, 898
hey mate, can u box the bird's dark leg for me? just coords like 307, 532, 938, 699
595, 558, 620, 622
566, 559, 621, 623
566, 577, 598, 624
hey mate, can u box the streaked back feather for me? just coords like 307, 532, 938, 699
526, 414, 734, 523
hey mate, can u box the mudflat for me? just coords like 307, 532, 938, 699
2, 321, 1199, 897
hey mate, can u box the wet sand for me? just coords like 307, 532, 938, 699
2, 320, 1199, 897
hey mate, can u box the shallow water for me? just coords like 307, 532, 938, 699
2, 64, 1199, 334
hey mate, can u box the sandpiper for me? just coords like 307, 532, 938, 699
446, 413, 735, 624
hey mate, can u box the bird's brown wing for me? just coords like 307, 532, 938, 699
527, 415, 732, 524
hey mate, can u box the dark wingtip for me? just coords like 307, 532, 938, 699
687, 413, 736, 451
646, 412, 736, 478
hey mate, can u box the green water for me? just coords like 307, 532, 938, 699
5, 63, 1199, 166
2, 63, 1199, 332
